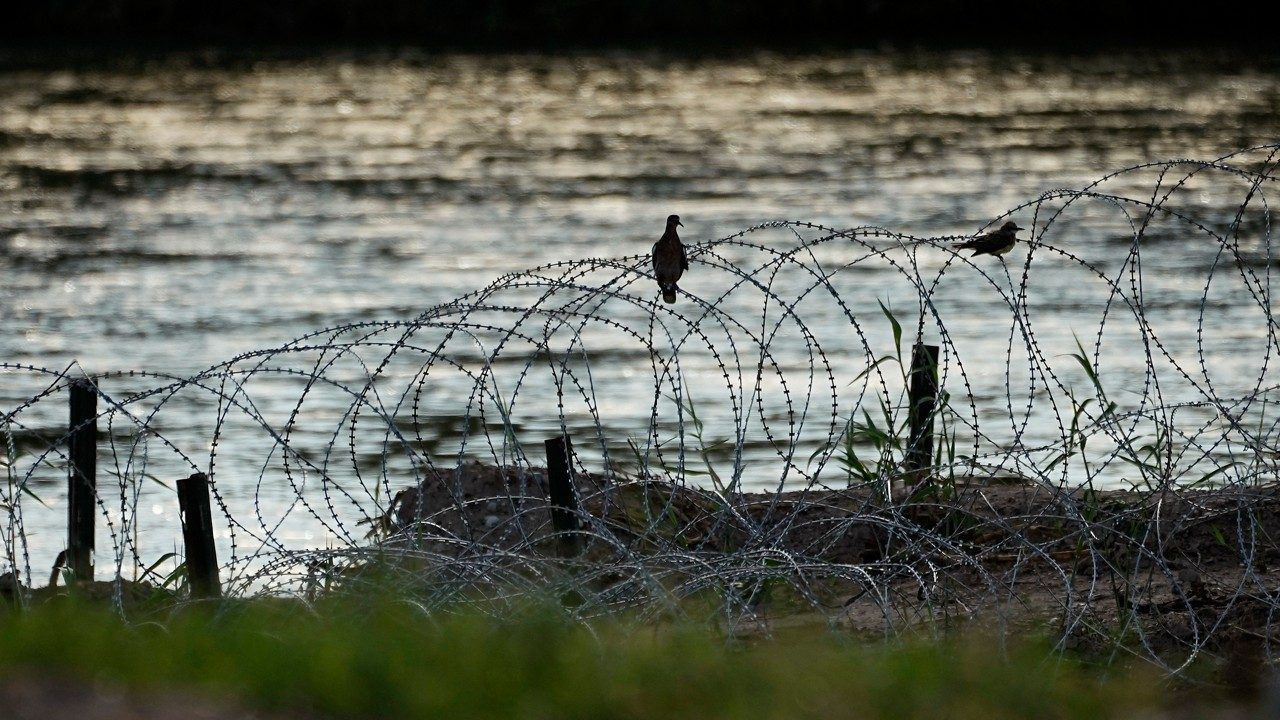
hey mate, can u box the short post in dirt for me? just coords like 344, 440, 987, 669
67, 377, 97, 581
544, 435, 583, 557
904, 343, 941, 488
177, 472, 221, 598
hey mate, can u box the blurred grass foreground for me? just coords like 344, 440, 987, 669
0, 598, 1178, 720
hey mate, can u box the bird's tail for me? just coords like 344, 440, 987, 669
48, 549, 66, 588
661, 283, 677, 304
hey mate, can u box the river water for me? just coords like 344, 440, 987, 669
1, 50, 1278, 578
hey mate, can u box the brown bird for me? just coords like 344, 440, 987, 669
651, 214, 688, 303
953, 221, 1024, 258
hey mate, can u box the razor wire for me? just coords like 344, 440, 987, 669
2, 145, 1280, 673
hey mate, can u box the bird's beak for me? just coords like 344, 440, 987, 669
677, 220, 683, 227
1013, 225, 1024, 231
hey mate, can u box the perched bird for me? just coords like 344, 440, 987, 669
954, 221, 1024, 258
47, 549, 66, 589
651, 214, 688, 303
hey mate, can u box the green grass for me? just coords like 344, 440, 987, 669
0, 597, 1173, 719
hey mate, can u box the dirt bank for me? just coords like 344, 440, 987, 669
368, 462, 1280, 660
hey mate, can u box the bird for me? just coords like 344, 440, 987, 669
651, 214, 688, 303
953, 221, 1024, 258
47, 550, 66, 589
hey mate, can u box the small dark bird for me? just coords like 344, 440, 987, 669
651, 214, 688, 303
953, 221, 1024, 258
48, 550, 66, 588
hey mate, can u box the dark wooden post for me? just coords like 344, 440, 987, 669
67, 378, 97, 580
544, 435, 582, 557
177, 472, 221, 598
904, 343, 941, 484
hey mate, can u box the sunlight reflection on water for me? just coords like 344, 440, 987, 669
2, 50, 1278, 568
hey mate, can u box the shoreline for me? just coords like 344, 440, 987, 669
358, 461, 1280, 657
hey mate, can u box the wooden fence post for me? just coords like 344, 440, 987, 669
177, 472, 221, 598
544, 435, 582, 557
904, 343, 941, 486
67, 378, 97, 581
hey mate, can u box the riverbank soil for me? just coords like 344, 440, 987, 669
376, 462, 1280, 662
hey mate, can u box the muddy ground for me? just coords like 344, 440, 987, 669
0, 672, 304, 720
6, 460, 1278, 667
372, 462, 1280, 661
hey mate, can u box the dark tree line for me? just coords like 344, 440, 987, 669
2, 0, 1276, 48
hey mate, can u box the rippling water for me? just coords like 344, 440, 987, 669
4, 51, 1277, 368
2, 50, 1279, 573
